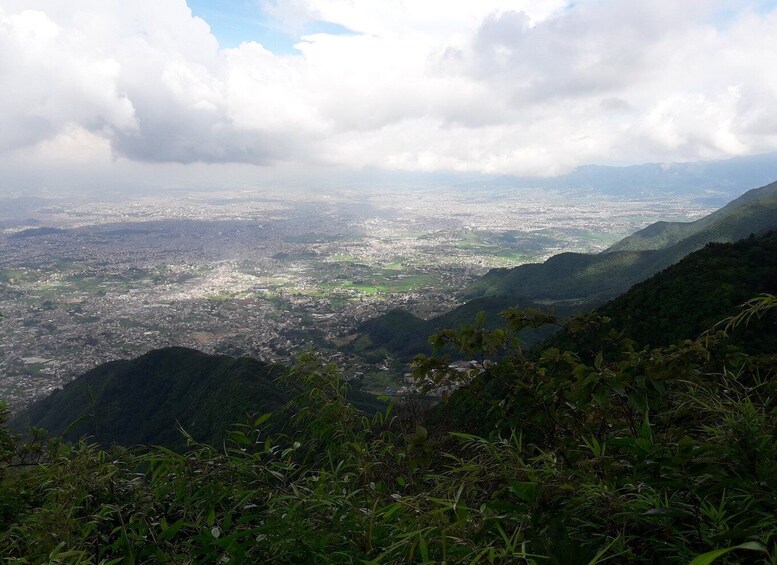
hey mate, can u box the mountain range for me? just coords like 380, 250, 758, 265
465, 180, 777, 302
325, 151, 777, 203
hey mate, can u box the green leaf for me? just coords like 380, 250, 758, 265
160, 519, 186, 541
509, 481, 538, 503
541, 347, 561, 362
448, 432, 480, 441
407, 425, 428, 443
418, 534, 430, 562
382, 503, 403, 520
643, 508, 691, 518
689, 541, 767, 565
254, 412, 273, 427
592, 387, 608, 406
229, 431, 252, 445
62, 413, 91, 436
627, 393, 647, 414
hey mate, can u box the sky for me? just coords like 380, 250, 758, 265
2, 0, 777, 193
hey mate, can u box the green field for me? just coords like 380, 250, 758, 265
0, 269, 39, 284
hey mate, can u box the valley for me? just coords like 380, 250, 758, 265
0, 187, 712, 409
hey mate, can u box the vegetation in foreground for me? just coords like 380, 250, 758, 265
1, 291, 776, 563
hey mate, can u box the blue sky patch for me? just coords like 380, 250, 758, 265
187, 0, 357, 53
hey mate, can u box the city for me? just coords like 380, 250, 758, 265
0, 186, 713, 410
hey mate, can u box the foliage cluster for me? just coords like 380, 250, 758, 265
2, 294, 776, 563
599, 231, 777, 347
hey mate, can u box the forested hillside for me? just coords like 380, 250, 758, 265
351, 181, 777, 361
350, 295, 578, 361
12, 348, 290, 449
465, 180, 777, 301
437, 231, 777, 435
608, 179, 777, 252
600, 231, 777, 347
12, 347, 385, 450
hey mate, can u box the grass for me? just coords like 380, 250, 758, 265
323, 273, 438, 295
25, 363, 47, 377
0, 269, 38, 284
284, 233, 350, 244
491, 252, 531, 266
65, 277, 106, 292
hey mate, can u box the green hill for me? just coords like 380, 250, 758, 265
350, 296, 582, 362
598, 231, 777, 348
436, 231, 777, 442
608, 180, 777, 252
12, 348, 290, 448
12, 347, 384, 449
464, 180, 777, 302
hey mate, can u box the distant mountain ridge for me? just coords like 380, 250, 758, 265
607, 179, 777, 252
334, 151, 777, 202
465, 180, 777, 302
529, 151, 777, 198
351, 180, 777, 361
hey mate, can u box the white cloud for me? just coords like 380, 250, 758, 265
1, 0, 777, 188
0, 7, 137, 152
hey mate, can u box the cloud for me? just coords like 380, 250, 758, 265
1, 0, 777, 185
0, 7, 137, 153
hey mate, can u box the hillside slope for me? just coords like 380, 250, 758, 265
352, 182, 777, 363
599, 231, 777, 348
439, 231, 777, 440
12, 347, 292, 448
464, 180, 777, 302
350, 296, 586, 363
12, 348, 386, 449
608, 179, 777, 252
